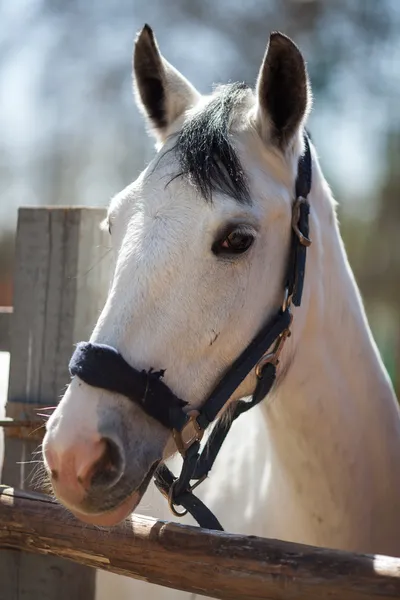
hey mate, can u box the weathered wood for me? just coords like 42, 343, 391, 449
1, 207, 112, 600
0, 307, 12, 353
0, 418, 46, 442
7, 207, 111, 414
0, 487, 399, 600
3, 206, 111, 477
0, 547, 94, 600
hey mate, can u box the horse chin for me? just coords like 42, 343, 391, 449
69, 461, 159, 527
71, 490, 141, 527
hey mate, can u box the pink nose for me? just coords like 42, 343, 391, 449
43, 436, 121, 506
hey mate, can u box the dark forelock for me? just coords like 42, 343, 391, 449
173, 82, 251, 203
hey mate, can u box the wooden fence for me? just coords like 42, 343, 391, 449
0, 207, 399, 600
1, 486, 400, 600
0, 207, 112, 599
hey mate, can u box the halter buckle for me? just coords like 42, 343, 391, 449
173, 412, 204, 457
292, 197, 312, 247
255, 312, 293, 378
164, 473, 208, 518
167, 480, 188, 517
282, 287, 292, 313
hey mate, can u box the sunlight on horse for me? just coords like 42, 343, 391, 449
42, 24, 400, 600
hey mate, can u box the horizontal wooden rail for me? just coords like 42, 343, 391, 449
0, 487, 399, 599
0, 307, 12, 353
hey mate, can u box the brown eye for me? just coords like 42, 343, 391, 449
213, 229, 255, 256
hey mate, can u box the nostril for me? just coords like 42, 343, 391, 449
105, 439, 124, 473
100, 439, 122, 475
89, 438, 124, 489
51, 469, 58, 481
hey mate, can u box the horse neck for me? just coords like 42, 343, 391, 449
261, 155, 400, 555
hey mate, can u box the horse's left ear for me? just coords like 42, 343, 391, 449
255, 32, 311, 149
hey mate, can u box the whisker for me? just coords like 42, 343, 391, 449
29, 461, 52, 493
70, 248, 112, 282
31, 447, 43, 456
29, 424, 46, 438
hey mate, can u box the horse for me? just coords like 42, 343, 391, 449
43, 24, 400, 599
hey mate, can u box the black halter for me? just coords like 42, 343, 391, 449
69, 134, 312, 531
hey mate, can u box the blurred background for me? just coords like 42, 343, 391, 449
0, 0, 399, 393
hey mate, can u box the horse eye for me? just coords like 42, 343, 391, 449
213, 229, 255, 256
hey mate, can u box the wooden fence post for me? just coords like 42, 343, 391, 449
0, 307, 11, 353
0, 207, 111, 600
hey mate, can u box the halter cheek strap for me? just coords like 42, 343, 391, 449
68, 133, 312, 531
286, 134, 312, 307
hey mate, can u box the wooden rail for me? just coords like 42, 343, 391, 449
0, 486, 399, 600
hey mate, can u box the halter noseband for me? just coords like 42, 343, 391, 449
69, 134, 312, 531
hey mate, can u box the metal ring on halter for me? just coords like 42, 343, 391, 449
292, 197, 312, 247
255, 352, 275, 378
255, 308, 293, 378
168, 480, 188, 517
282, 287, 292, 313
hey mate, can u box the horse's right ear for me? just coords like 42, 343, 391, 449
133, 25, 200, 143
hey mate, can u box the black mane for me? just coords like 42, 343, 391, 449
173, 82, 251, 203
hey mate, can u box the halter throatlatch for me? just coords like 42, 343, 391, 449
69, 134, 312, 531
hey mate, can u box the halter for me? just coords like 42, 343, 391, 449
69, 134, 312, 531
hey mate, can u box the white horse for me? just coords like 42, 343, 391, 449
43, 25, 400, 599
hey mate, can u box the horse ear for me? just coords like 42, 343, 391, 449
255, 32, 311, 149
133, 25, 200, 143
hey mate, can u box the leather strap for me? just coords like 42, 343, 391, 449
153, 362, 277, 531
155, 460, 224, 530
286, 135, 312, 306
296, 135, 312, 199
